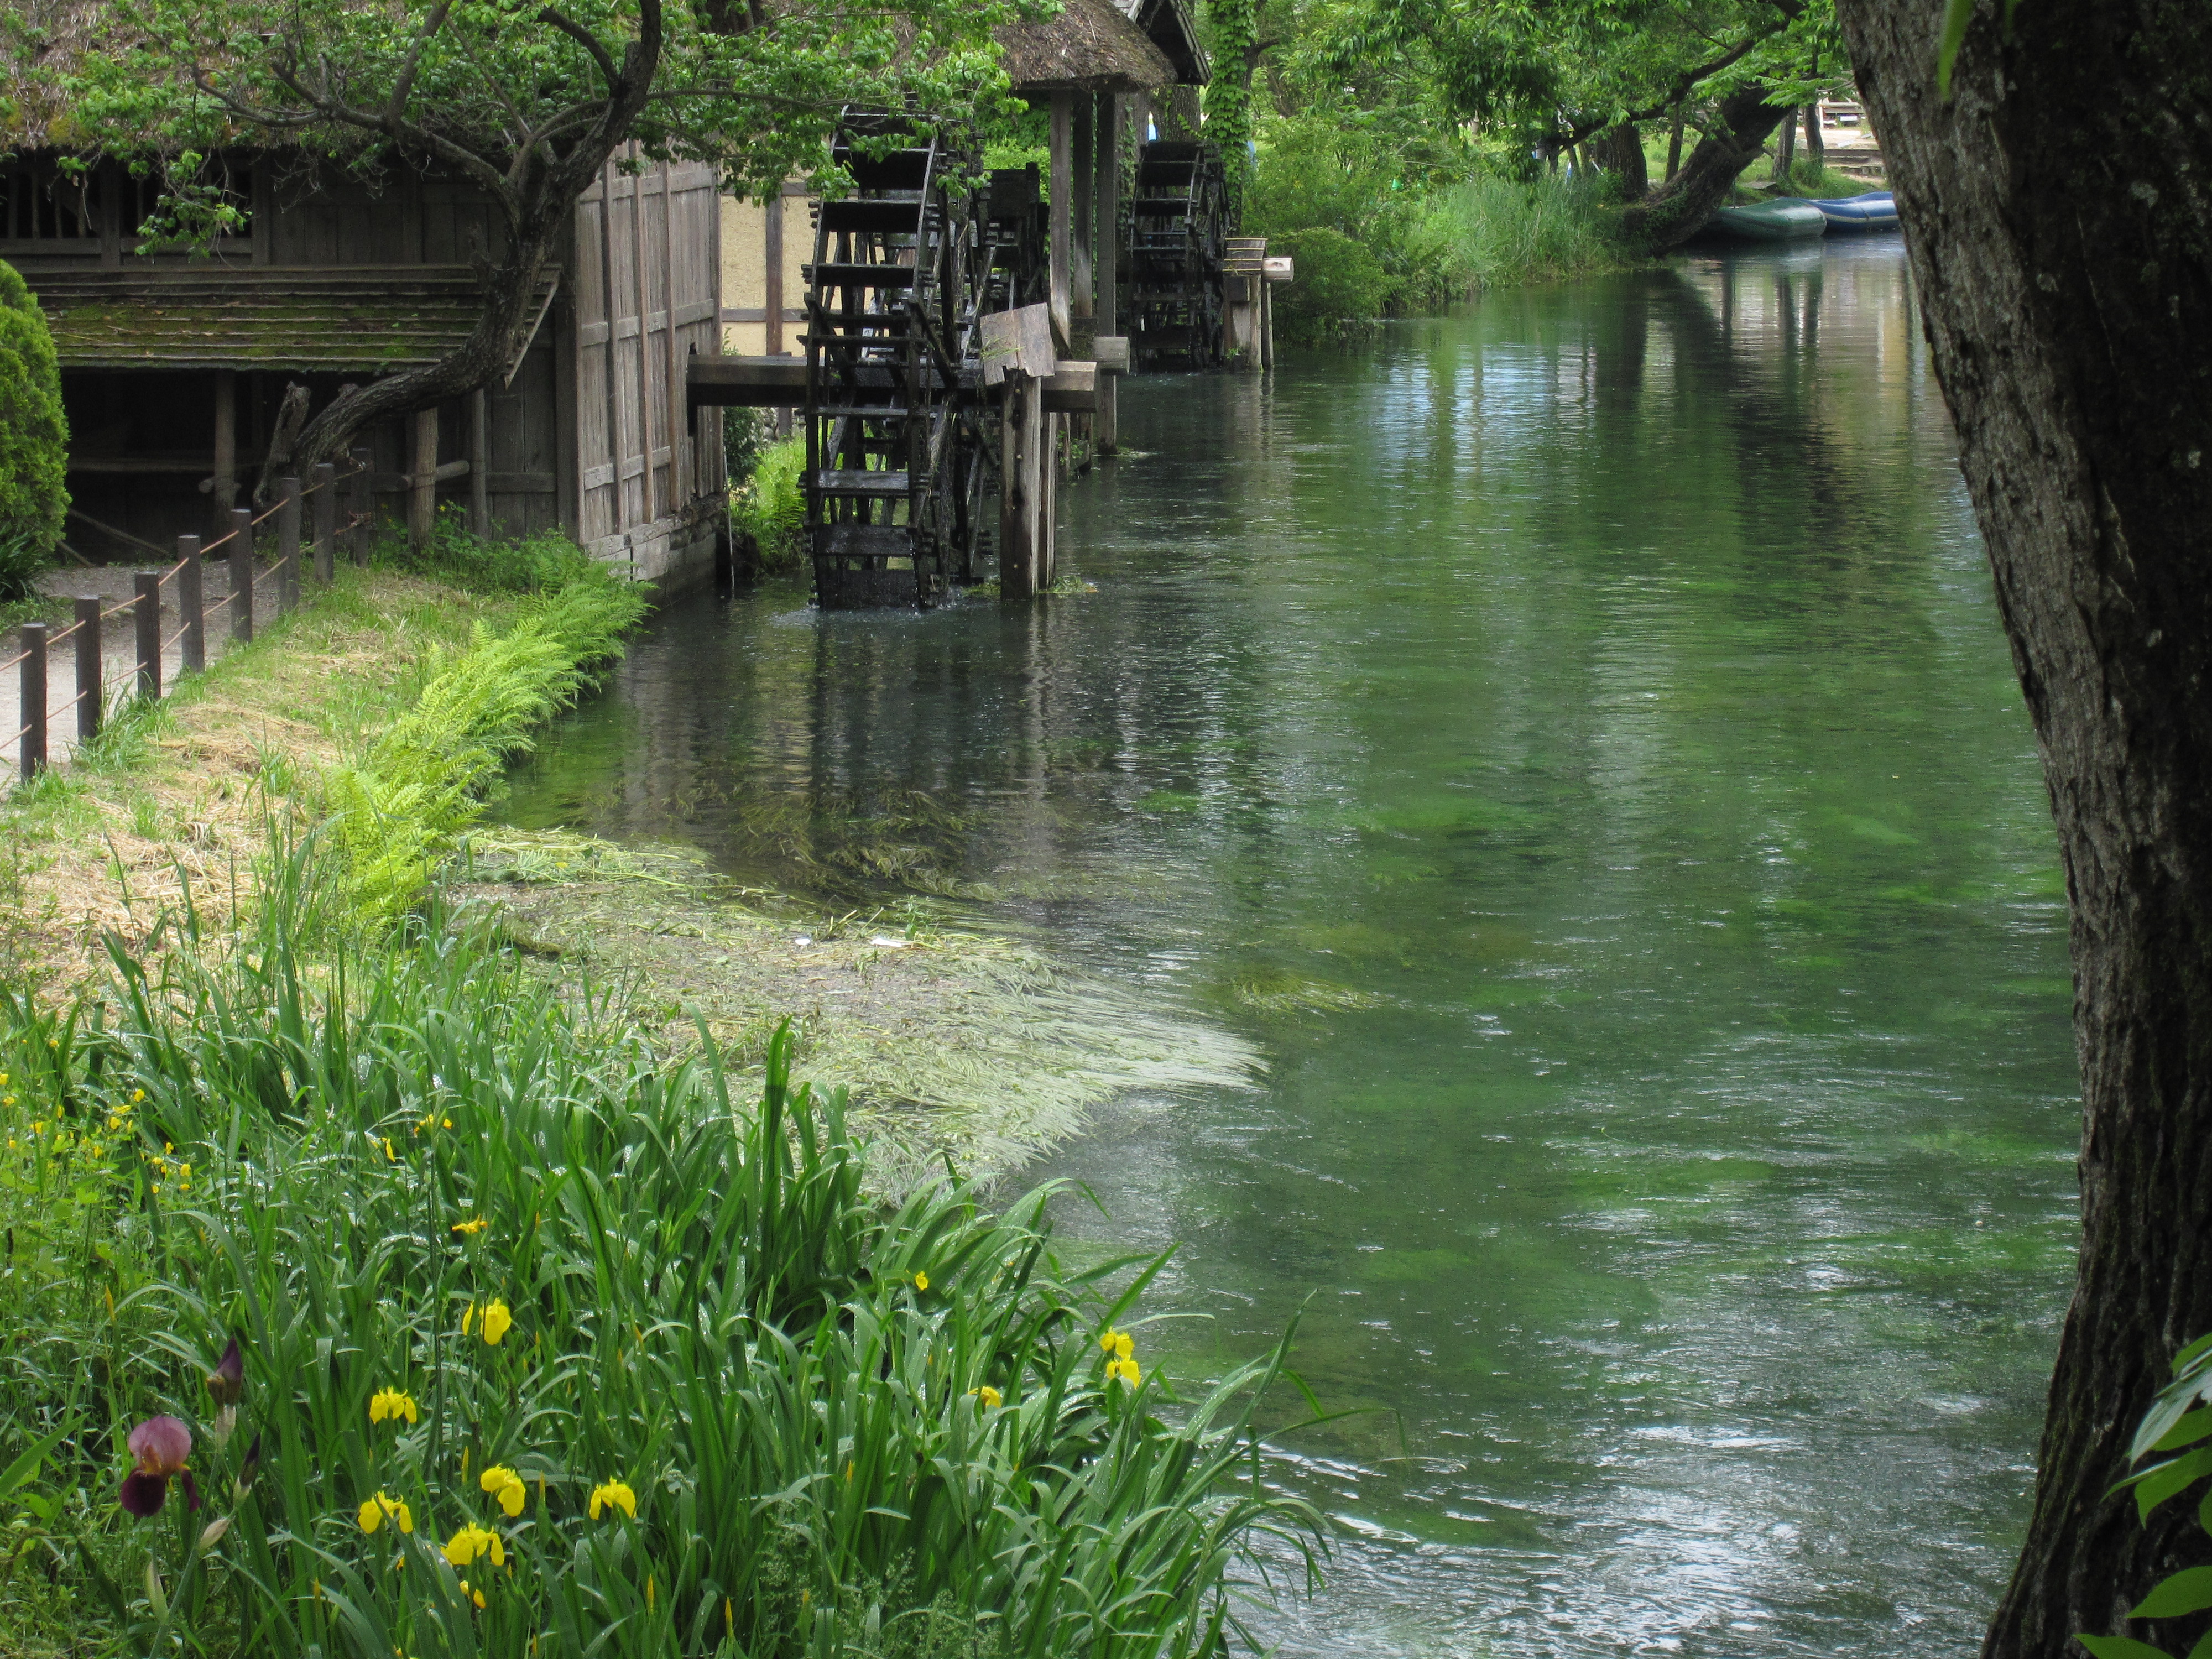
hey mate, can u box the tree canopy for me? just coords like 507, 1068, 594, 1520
1, 0, 1042, 461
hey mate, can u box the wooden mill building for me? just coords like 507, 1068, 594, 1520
2, 132, 728, 587
719, 0, 1207, 450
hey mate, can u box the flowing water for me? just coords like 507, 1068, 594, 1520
502, 236, 2080, 1657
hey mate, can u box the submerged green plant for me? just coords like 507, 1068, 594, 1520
0, 875, 1329, 1657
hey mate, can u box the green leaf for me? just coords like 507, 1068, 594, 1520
2077, 1637, 2176, 1659
2173, 1332, 2212, 1378
1936, 0, 1975, 97
2156, 1410, 2212, 1454
2136, 1569, 2212, 1620
2125, 1447, 2212, 1521
2185, 1625, 2212, 1659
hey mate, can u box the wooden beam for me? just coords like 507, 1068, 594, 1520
1072, 95, 1094, 322
764, 184, 785, 357
661, 159, 685, 509
1049, 92, 1073, 350
1095, 93, 1121, 453
410, 405, 438, 551
468, 388, 490, 535
631, 147, 656, 523
598, 156, 623, 540
211, 368, 237, 539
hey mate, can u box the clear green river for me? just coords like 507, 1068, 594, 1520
503, 236, 2080, 1657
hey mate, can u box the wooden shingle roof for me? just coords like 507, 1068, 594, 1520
21, 266, 559, 375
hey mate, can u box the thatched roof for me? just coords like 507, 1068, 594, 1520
995, 0, 1175, 93
1117, 0, 1207, 86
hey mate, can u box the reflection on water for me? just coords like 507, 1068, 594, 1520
502, 237, 2075, 1657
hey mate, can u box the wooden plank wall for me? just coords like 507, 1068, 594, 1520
572, 153, 724, 578
265, 170, 562, 538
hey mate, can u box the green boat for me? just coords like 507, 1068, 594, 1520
1706, 200, 1829, 241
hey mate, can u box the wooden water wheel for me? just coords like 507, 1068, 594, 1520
1124, 140, 1228, 372
802, 118, 984, 608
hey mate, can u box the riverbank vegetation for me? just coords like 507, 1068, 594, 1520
0, 883, 1322, 1656
1220, 0, 1859, 332
0, 525, 1320, 1653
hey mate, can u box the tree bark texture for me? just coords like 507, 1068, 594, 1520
1592, 123, 1648, 199
1620, 84, 1794, 251
1833, 4, 2212, 1656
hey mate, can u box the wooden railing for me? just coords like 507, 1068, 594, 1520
3, 448, 379, 781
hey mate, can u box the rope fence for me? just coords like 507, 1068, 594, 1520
7, 453, 375, 781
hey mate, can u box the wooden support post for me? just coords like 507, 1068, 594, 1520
1039, 414, 1058, 591
277, 476, 301, 615
74, 597, 100, 744
177, 534, 204, 674
1072, 95, 1094, 323
311, 462, 337, 583
764, 184, 785, 357
410, 406, 439, 551
1049, 93, 1073, 348
999, 373, 1043, 602
134, 572, 161, 700
211, 368, 237, 541
468, 389, 490, 536
349, 446, 374, 565
230, 508, 255, 645
1095, 95, 1121, 453
1261, 275, 1275, 371
19, 623, 46, 780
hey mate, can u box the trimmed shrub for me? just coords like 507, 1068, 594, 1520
0, 259, 69, 599
1266, 226, 1389, 345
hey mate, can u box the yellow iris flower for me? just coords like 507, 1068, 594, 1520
444, 1523, 506, 1567
914, 1271, 930, 1292
357, 1492, 413, 1535
1107, 1357, 1141, 1387
479, 1464, 527, 1518
368, 1387, 419, 1426
451, 1217, 489, 1235
462, 1300, 514, 1345
588, 1479, 638, 1520
969, 1385, 1003, 1408
1100, 1329, 1134, 1361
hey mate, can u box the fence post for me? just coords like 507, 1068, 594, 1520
134, 572, 161, 700
178, 534, 205, 674
74, 597, 101, 744
278, 476, 301, 615
351, 446, 374, 566
230, 507, 255, 645
19, 622, 45, 781
312, 461, 337, 585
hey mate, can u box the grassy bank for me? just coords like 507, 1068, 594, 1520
0, 535, 1316, 1655
0, 883, 1323, 1656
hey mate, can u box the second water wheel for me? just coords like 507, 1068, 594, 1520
802, 118, 982, 608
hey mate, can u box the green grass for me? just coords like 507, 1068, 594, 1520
1420, 175, 1634, 294
0, 860, 1326, 1657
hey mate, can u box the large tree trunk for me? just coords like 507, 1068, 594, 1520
1833, 4, 2212, 1657
1590, 123, 1648, 200
1620, 83, 1795, 251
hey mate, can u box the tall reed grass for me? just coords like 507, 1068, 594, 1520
1420, 175, 1631, 294
0, 854, 1326, 1657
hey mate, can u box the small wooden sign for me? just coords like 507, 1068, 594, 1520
1092, 335, 1131, 373
1264, 257, 1295, 282
980, 304, 1056, 386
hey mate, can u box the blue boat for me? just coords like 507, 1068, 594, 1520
1809, 191, 1899, 232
